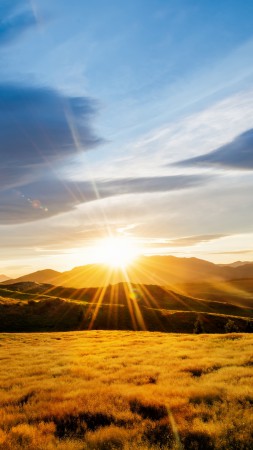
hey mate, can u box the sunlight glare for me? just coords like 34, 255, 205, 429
95, 236, 138, 268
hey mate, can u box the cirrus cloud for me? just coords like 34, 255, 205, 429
0, 174, 211, 224
0, 0, 38, 46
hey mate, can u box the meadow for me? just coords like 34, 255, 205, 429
0, 331, 252, 449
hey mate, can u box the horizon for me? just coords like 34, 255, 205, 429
2, 246, 253, 278
2, 252, 253, 279
1, 1, 253, 276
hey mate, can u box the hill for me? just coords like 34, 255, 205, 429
0, 281, 252, 333
174, 278, 253, 308
2, 256, 253, 289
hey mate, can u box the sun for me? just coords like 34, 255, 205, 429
96, 236, 138, 268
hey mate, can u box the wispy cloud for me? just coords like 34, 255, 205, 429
0, 81, 215, 225
211, 249, 253, 255
0, 0, 38, 46
174, 128, 253, 170
167, 234, 227, 247
0, 174, 210, 224
137, 234, 227, 249
103, 90, 253, 183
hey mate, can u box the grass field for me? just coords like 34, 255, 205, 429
0, 331, 252, 449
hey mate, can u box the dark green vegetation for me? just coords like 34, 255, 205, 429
0, 281, 252, 333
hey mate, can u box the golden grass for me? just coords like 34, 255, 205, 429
0, 331, 252, 449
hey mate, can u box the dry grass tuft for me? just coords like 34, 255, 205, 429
86, 425, 133, 450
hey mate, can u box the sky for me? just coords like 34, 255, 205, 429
1, 0, 253, 277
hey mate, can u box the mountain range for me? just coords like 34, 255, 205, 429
1, 255, 253, 333
2, 256, 253, 289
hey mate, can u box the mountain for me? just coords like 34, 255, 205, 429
1, 269, 62, 285
219, 261, 252, 268
0, 274, 10, 282
59, 256, 230, 287
2, 256, 253, 289
230, 262, 253, 278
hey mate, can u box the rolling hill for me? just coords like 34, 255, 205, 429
0, 280, 252, 333
1, 256, 252, 333
174, 278, 253, 308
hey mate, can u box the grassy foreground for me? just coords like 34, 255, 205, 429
0, 332, 252, 449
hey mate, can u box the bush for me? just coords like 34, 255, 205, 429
225, 320, 239, 333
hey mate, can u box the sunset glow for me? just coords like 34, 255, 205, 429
94, 236, 139, 268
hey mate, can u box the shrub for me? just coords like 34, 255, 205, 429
225, 320, 239, 333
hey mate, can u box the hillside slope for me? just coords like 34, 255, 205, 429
0, 281, 252, 333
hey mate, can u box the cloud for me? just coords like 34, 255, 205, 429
0, 82, 210, 225
174, 128, 253, 170
139, 234, 227, 249
0, 174, 210, 224
167, 234, 227, 247
210, 250, 253, 255
0, 1, 37, 45
99, 174, 209, 196
0, 83, 101, 190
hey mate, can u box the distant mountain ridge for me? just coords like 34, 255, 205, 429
1, 256, 253, 289
0, 274, 10, 283
219, 261, 252, 268
5, 269, 61, 285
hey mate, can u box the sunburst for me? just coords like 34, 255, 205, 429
95, 236, 138, 268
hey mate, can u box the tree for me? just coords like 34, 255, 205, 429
224, 319, 239, 333
193, 318, 204, 334
245, 319, 253, 333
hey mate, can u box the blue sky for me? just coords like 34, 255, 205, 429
1, 0, 253, 275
